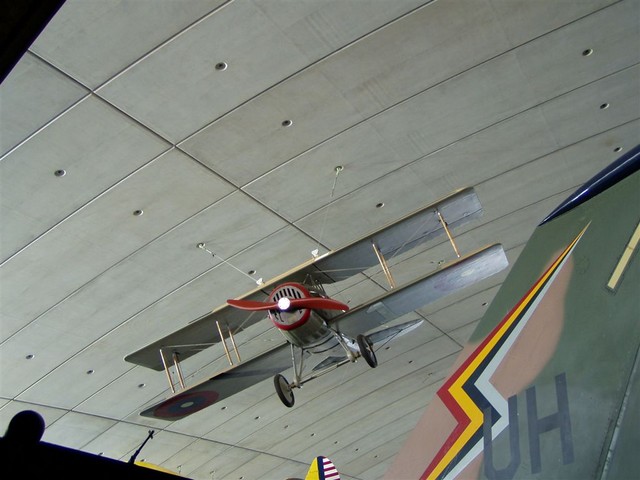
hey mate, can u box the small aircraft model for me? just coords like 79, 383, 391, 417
126, 188, 509, 420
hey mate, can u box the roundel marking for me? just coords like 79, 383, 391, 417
153, 390, 219, 419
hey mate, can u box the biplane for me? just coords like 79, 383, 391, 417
126, 188, 509, 420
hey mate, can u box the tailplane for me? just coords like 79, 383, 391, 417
366, 318, 423, 345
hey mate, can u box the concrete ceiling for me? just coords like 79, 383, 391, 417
0, 0, 638, 478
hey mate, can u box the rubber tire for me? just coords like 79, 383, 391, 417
357, 334, 378, 368
274, 374, 295, 407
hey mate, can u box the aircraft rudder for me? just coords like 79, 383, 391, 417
304, 456, 340, 480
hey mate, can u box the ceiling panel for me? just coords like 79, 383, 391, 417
186, 446, 261, 480
226, 455, 303, 480
179, 0, 512, 187
488, 0, 616, 46
0, 148, 232, 340
75, 366, 171, 420
244, 13, 635, 225
513, 0, 640, 99
81, 420, 154, 459
0, 94, 170, 262
254, 0, 429, 59
42, 410, 116, 449
180, 67, 368, 187
160, 439, 232, 479
30, 0, 228, 89
96, 0, 429, 143
0, 400, 67, 434
0, 52, 87, 156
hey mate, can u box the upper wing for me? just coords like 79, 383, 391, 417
310, 187, 482, 281
331, 243, 509, 338
126, 187, 482, 370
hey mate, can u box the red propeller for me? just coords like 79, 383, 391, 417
227, 296, 349, 312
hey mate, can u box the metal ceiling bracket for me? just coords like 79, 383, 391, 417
436, 209, 461, 258
372, 242, 396, 289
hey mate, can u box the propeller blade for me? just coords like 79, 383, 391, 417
227, 299, 277, 311
288, 297, 349, 311
227, 297, 349, 312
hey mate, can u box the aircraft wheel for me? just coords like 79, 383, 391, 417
357, 334, 378, 368
274, 374, 295, 408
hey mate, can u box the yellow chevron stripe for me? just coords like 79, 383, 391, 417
427, 224, 588, 479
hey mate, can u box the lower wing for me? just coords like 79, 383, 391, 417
140, 342, 294, 420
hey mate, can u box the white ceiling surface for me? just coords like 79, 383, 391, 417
0, 0, 638, 478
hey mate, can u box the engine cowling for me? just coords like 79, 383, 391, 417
268, 283, 312, 330
268, 282, 336, 350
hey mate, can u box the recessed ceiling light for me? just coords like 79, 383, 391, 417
133, 209, 144, 216
248, 269, 256, 275
600, 103, 609, 110
86, 369, 95, 375
376, 202, 385, 209
54, 169, 66, 177
138, 383, 146, 388
614, 146, 623, 153
281, 119, 293, 127
582, 48, 593, 56
25, 354, 35, 360
215, 62, 227, 71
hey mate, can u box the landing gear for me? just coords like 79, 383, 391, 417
274, 374, 295, 407
357, 334, 378, 368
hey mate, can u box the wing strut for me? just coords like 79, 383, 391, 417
372, 242, 397, 289
436, 209, 461, 258
159, 349, 175, 394
216, 320, 241, 366
157, 322, 242, 394
159, 350, 187, 393
173, 352, 186, 389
